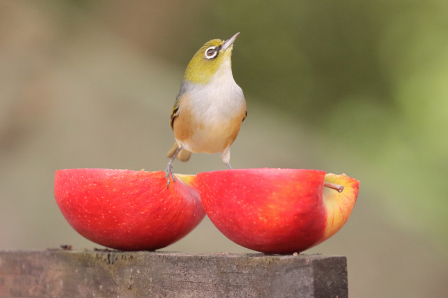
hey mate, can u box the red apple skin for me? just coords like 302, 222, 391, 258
54, 169, 205, 251
197, 168, 328, 254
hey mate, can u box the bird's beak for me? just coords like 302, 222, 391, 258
221, 32, 240, 52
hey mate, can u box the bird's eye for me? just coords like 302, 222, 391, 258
205, 47, 218, 59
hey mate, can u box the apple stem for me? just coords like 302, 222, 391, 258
324, 182, 344, 193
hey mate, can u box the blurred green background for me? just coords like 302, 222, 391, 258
1, 0, 447, 296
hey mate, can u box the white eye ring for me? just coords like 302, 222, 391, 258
205, 47, 218, 59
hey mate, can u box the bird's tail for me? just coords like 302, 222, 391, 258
166, 142, 191, 162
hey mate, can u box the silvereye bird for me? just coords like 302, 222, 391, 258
165, 32, 246, 187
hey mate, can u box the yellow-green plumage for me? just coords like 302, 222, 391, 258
184, 39, 234, 85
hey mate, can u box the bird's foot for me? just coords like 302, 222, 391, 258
165, 162, 176, 188
225, 163, 233, 169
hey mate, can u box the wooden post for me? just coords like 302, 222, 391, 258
0, 250, 347, 297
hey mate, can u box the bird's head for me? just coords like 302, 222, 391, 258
184, 33, 239, 85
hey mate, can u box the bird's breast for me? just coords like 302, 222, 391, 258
174, 79, 246, 154
190, 74, 245, 118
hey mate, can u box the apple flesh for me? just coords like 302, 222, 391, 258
54, 169, 205, 251
197, 168, 359, 254
320, 173, 359, 244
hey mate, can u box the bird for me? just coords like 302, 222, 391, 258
165, 32, 246, 187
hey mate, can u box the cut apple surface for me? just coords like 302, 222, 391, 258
197, 168, 359, 254
54, 169, 205, 251
321, 173, 360, 243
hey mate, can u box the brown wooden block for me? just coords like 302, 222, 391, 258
0, 250, 347, 298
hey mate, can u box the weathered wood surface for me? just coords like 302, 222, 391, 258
0, 250, 347, 298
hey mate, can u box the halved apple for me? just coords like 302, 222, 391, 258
54, 169, 205, 251
196, 168, 359, 254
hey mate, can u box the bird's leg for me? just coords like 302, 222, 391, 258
165, 145, 183, 188
221, 148, 232, 169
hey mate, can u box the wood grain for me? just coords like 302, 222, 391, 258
0, 250, 347, 298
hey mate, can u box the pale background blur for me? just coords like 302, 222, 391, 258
1, 1, 447, 297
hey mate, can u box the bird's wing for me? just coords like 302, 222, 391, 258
169, 98, 180, 130
170, 80, 190, 130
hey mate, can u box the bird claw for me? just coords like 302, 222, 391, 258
165, 162, 176, 188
